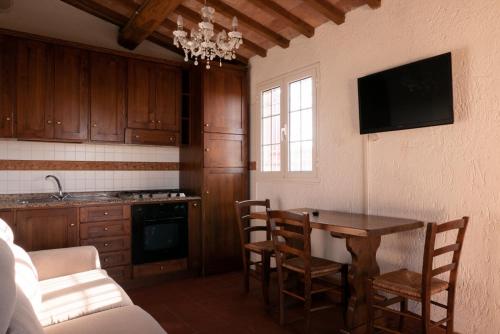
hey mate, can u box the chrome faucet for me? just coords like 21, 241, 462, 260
45, 175, 67, 200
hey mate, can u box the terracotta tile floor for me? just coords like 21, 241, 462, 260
127, 272, 447, 334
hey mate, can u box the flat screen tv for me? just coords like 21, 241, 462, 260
357, 52, 454, 134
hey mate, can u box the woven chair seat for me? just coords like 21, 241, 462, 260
283, 256, 343, 277
373, 269, 449, 300
244, 240, 274, 253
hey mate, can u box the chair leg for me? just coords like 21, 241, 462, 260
399, 298, 407, 332
304, 275, 312, 334
422, 296, 431, 334
277, 266, 286, 325
243, 250, 250, 293
261, 252, 271, 305
366, 278, 375, 334
341, 264, 349, 313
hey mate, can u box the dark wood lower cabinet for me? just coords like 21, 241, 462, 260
202, 168, 248, 275
15, 208, 78, 251
0, 210, 15, 232
188, 200, 202, 274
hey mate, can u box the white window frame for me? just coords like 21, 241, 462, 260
256, 64, 319, 181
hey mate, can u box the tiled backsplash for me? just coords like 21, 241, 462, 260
0, 140, 179, 194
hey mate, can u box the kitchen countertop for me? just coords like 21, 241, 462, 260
0, 192, 201, 210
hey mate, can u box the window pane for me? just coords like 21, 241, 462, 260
301, 108, 313, 141
271, 116, 280, 144
272, 88, 281, 116
262, 90, 272, 117
262, 117, 271, 145
289, 142, 301, 172
301, 141, 313, 171
262, 145, 271, 171
271, 144, 280, 171
289, 81, 301, 112
289, 111, 300, 142
301, 78, 312, 109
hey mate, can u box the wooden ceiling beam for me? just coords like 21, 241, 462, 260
247, 0, 315, 38
118, 0, 184, 50
60, 0, 247, 64
302, 0, 345, 25
195, 0, 289, 49
367, 0, 382, 9
175, 5, 267, 57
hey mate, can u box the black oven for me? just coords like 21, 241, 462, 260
132, 203, 188, 265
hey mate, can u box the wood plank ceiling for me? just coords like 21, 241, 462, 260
61, 0, 381, 64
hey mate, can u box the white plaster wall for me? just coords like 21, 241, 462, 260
249, 0, 500, 332
0, 0, 182, 60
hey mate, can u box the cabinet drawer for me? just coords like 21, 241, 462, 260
133, 258, 187, 278
80, 220, 130, 239
80, 205, 130, 222
106, 265, 131, 282
204, 133, 246, 168
81, 236, 130, 252
100, 250, 131, 268
125, 128, 178, 146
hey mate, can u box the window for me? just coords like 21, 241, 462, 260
259, 65, 318, 178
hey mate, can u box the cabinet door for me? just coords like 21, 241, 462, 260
16, 39, 54, 140
16, 208, 78, 251
203, 168, 248, 275
204, 133, 246, 168
127, 60, 155, 129
154, 66, 180, 132
188, 200, 202, 274
0, 36, 15, 138
90, 52, 126, 142
53, 46, 89, 141
203, 68, 247, 135
0, 210, 15, 232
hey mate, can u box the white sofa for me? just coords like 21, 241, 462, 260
0, 219, 166, 334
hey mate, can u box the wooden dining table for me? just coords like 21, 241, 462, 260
250, 208, 424, 333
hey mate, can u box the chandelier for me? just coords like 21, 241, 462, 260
173, 3, 243, 69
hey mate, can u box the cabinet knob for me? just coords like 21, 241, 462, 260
104, 243, 110, 247
193, 202, 199, 207
104, 227, 109, 231
104, 258, 110, 262
104, 212, 109, 216
205, 190, 209, 195
47, 120, 52, 124
204, 148, 210, 152
157, 120, 161, 124
5, 117, 11, 121
204, 123, 209, 127
69, 223, 76, 227
135, 135, 140, 139
160, 265, 165, 271
92, 123, 97, 127
169, 137, 175, 142
150, 120, 155, 123
56, 121, 62, 125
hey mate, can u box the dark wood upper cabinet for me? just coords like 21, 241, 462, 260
127, 59, 181, 132
16, 38, 54, 140
53, 46, 89, 141
154, 65, 181, 132
204, 133, 246, 168
15, 208, 78, 251
90, 52, 126, 142
203, 68, 247, 135
0, 36, 15, 138
127, 59, 155, 130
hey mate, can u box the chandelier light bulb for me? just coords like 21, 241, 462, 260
232, 17, 238, 31
177, 15, 183, 29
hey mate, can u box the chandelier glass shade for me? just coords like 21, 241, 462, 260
173, 4, 243, 69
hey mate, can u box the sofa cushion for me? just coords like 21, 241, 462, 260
37, 269, 133, 327
43, 305, 166, 334
7, 286, 44, 334
0, 239, 16, 333
11, 244, 41, 312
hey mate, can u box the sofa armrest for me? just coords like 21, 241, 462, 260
29, 246, 101, 281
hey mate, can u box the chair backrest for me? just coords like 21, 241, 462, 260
421, 217, 469, 306
234, 199, 271, 246
267, 210, 312, 275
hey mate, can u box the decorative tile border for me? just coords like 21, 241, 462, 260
0, 160, 179, 171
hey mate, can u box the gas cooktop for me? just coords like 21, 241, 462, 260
119, 190, 187, 200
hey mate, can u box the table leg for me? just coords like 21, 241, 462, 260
345, 235, 381, 331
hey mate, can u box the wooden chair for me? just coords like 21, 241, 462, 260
267, 210, 348, 333
366, 217, 469, 334
234, 199, 274, 304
